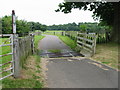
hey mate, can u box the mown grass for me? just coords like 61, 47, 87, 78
2, 35, 45, 88
91, 42, 119, 69
48, 49, 61, 53
57, 35, 77, 50
34, 35, 45, 49
43, 30, 64, 36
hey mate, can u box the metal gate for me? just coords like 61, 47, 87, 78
0, 34, 14, 80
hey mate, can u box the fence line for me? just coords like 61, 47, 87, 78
13, 34, 34, 78
0, 34, 35, 79
64, 31, 111, 43
77, 33, 96, 56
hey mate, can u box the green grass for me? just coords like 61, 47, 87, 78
1, 35, 45, 88
43, 30, 64, 36
2, 55, 43, 88
34, 35, 45, 49
91, 42, 119, 69
0, 38, 12, 78
48, 49, 61, 53
57, 35, 77, 50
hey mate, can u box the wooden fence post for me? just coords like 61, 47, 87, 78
62, 32, 63, 36
93, 35, 96, 55
30, 34, 35, 54
13, 34, 20, 78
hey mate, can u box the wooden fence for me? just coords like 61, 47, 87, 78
77, 33, 96, 57
13, 34, 34, 78
65, 31, 111, 43
65, 31, 78, 41
44, 31, 65, 36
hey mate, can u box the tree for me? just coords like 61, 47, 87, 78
56, 2, 120, 43
79, 24, 87, 32
41, 25, 47, 32
16, 20, 30, 35
2, 16, 12, 34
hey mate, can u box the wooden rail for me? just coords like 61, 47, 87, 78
77, 33, 96, 56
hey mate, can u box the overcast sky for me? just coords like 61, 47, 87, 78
0, 0, 99, 25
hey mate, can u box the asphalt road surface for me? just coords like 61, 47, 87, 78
38, 35, 70, 50
39, 35, 118, 88
46, 58, 118, 88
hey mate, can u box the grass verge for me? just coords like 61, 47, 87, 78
2, 55, 44, 88
34, 35, 45, 49
90, 42, 119, 69
57, 35, 77, 50
2, 35, 45, 88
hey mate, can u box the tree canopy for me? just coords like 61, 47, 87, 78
56, 2, 114, 26
56, 2, 120, 43
1, 15, 47, 36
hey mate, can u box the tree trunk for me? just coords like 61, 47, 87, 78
111, 2, 120, 43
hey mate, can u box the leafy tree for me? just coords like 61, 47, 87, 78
16, 20, 30, 35
41, 25, 47, 32
2, 16, 12, 34
79, 24, 87, 32
56, 2, 120, 43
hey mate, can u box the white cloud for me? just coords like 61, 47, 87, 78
0, 0, 99, 25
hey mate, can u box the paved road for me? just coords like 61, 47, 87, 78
47, 58, 118, 88
38, 35, 70, 50
39, 35, 118, 88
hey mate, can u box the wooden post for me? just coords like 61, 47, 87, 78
13, 34, 20, 78
29, 34, 35, 54
93, 35, 96, 55
12, 10, 16, 34
12, 10, 20, 78
62, 32, 63, 36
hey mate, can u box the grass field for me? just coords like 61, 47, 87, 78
1, 35, 45, 88
43, 30, 64, 36
91, 42, 119, 69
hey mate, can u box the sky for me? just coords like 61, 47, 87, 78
0, 0, 99, 25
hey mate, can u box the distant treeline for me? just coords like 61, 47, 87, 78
1, 15, 111, 36
47, 22, 111, 33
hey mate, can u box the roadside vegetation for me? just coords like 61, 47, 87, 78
57, 35, 77, 50
91, 42, 119, 69
2, 34, 45, 88
34, 35, 45, 49
48, 49, 61, 53
44, 31, 119, 70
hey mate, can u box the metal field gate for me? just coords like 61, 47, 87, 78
0, 34, 14, 80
